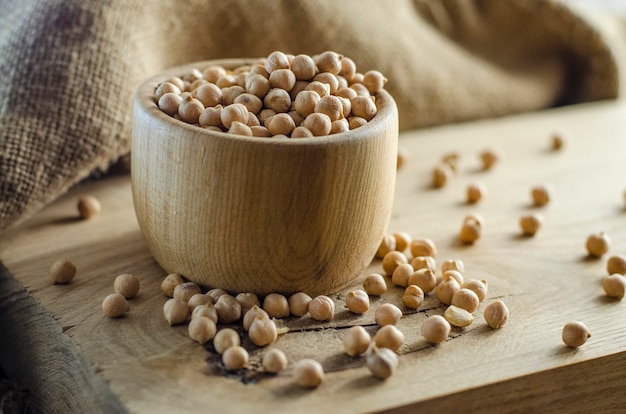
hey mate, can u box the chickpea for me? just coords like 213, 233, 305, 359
435, 278, 460, 305
158, 92, 182, 116
215, 294, 242, 323
315, 51, 343, 74
451, 288, 479, 313
459, 221, 481, 244
206, 288, 229, 304
410, 237, 437, 258
313, 72, 340, 94
407, 268, 437, 294
263, 293, 290, 319
462, 279, 488, 302
382, 251, 408, 275
392, 232, 412, 252
421, 315, 451, 344
432, 165, 451, 188
293, 359, 324, 388
113, 273, 140, 299
264, 51, 290, 73
444, 305, 474, 327
50, 259, 77, 284
520, 213, 543, 236
242, 305, 270, 331
262, 348, 288, 373
550, 132, 565, 150
245, 74, 271, 98
163, 298, 189, 326
410, 256, 436, 272
562, 321, 590, 348
234, 93, 263, 114
305, 81, 330, 98
366, 347, 398, 380
269, 69, 296, 91
188, 316, 217, 344
607, 255, 626, 275
264, 88, 292, 113
191, 303, 218, 324
466, 182, 486, 204
155, 81, 181, 100
202, 65, 227, 83
228, 121, 253, 136
301, 112, 331, 136
173, 282, 201, 302
222, 345, 249, 371
193, 83, 222, 107
288, 292, 312, 317
441, 259, 464, 274
77, 195, 101, 219
531, 184, 553, 207
391, 263, 414, 287
350, 96, 377, 121
362, 70, 387, 93
249, 317, 278, 346
348, 116, 368, 130
363, 273, 387, 296
236, 292, 260, 314
291, 126, 314, 138
602, 274, 626, 299
315, 95, 344, 121
401, 285, 424, 309
308, 295, 335, 321
220, 103, 249, 129
178, 95, 204, 124
376, 235, 397, 259
374, 325, 404, 353
102, 293, 129, 318
480, 147, 501, 170
343, 326, 371, 356
160, 273, 184, 297
213, 328, 240, 354
375, 303, 402, 327
345, 290, 370, 314
586, 232, 611, 257
484, 300, 509, 329
291, 54, 317, 80
199, 105, 224, 128
266, 113, 296, 136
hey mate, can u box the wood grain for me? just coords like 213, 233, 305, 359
1, 100, 626, 413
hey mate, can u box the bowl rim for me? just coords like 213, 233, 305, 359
134, 58, 398, 147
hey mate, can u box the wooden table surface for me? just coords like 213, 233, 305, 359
2, 100, 626, 414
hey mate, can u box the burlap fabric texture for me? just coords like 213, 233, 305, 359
0, 0, 621, 232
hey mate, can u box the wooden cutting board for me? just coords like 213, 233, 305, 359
2, 100, 626, 413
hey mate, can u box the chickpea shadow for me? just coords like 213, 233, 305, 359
552, 344, 581, 359
50, 215, 83, 225
579, 254, 601, 263
340, 373, 387, 391
593, 294, 620, 306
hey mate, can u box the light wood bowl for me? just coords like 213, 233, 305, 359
131, 59, 399, 296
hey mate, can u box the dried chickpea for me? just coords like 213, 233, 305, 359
466, 182, 486, 204
442, 270, 464, 285
382, 251, 408, 275
178, 95, 204, 124
363, 273, 387, 296
484, 300, 509, 329
480, 147, 501, 170
173, 282, 201, 302
288, 292, 312, 317
562, 321, 590, 348
235, 292, 260, 314
339, 57, 357, 80
313, 72, 340, 94
586, 232, 611, 257
348, 116, 368, 130
421, 315, 451, 344
315, 95, 344, 121
263, 293, 290, 319
160, 273, 184, 297
202, 65, 226, 83
249, 317, 278, 346
520, 213, 543, 236
374, 325, 404, 353
242, 305, 270, 331
291, 54, 316, 80
163, 298, 189, 325
330, 118, 350, 134
165, 76, 185, 91
350, 95, 377, 121
199, 105, 223, 128
432, 164, 451, 188
393, 232, 412, 252
269, 69, 296, 91
376, 235, 397, 259
264, 88, 291, 113
206, 288, 229, 304
191, 303, 218, 323
531, 184, 553, 207
265, 51, 290, 73
50, 259, 77, 284
401, 285, 424, 309
155, 81, 181, 100
305, 81, 330, 98
234, 93, 262, 114
229, 121, 252, 136
215, 294, 242, 323
407, 268, 437, 294
462, 279, 488, 302
363, 70, 388, 93
315, 51, 343, 74
193, 83, 222, 107
182, 68, 203, 83
366, 347, 398, 379
113, 273, 140, 299
158, 92, 182, 116
213, 328, 240, 354
350, 82, 369, 95
188, 316, 217, 344
263, 348, 288, 374
345, 290, 370, 314
266, 113, 296, 136
459, 220, 481, 244
308, 295, 335, 321
550, 132, 565, 150
464, 212, 485, 228
410, 256, 436, 272
451, 288, 479, 313
245, 74, 271, 98
222, 346, 249, 371
301, 112, 332, 136
251, 125, 272, 137
607, 255, 626, 275
220, 103, 249, 129
291, 126, 314, 138
102, 293, 129, 318
293, 359, 324, 388
77, 195, 101, 219
410, 237, 437, 258
602, 274, 626, 299
441, 152, 459, 172
343, 326, 371, 356
375, 303, 402, 327
287, 110, 305, 126
441, 259, 464, 274
391, 263, 414, 287
444, 305, 474, 327
335, 86, 358, 100
435, 278, 460, 305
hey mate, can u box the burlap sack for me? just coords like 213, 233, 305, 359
0, 0, 621, 232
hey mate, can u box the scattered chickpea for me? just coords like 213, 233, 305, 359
376, 235, 397, 259
374, 325, 404, 353
188, 316, 217, 344
391, 263, 414, 287
382, 251, 409, 275
480, 147, 501, 170
435, 278, 460, 305
188, 293, 212, 312
308, 295, 335, 322
401, 285, 424, 310
484, 300, 509, 329
77, 195, 101, 219
432, 164, 451, 188
459, 220, 481, 244
586, 231, 611, 258
249, 317, 278, 346
163, 298, 189, 326
366, 347, 398, 380
562, 321, 591, 348
442, 269, 464, 285
531, 184, 553, 207
375, 303, 402, 327
213, 328, 240, 354
550, 132, 565, 150
293, 359, 325, 388
315, 51, 343, 75
441, 152, 459, 172
462, 279, 488, 302
444, 305, 474, 328
410, 237, 437, 258
235, 292, 260, 314
464, 212, 485, 228
408, 268, 437, 294
421, 315, 451, 344
173, 282, 202, 302
242, 305, 270, 331
102, 293, 129, 318
206, 288, 229, 304
263, 348, 288, 374
345, 290, 370, 314
160, 273, 184, 297
392, 231, 412, 252
602, 274, 626, 299
291, 54, 316, 80
50, 259, 77, 284
363, 273, 387, 296
607, 255, 626, 275
466, 182, 486, 204
215, 294, 242, 323
441, 259, 464, 274
191, 303, 218, 323
288, 292, 312, 317
343, 326, 371, 357
411, 256, 436, 272
451, 288, 479, 313
520, 213, 543, 236
113, 273, 140, 299
263, 293, 290, 319
222, 346, 249, 371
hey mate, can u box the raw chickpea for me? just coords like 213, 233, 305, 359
50, 258, 77, 284
214, 294, 242, 323
348, 116, 368, 130
339, 57, 357, 80
301, 112, 332, 136
520, 213, 543, 236
337, 96, 351, 117
343, 325, 371, 356
562, 321, 591, 347
178, 95, 204, 124
397, 147, 410, 170
266, 113, 296, 136
480, 147, 501, 170
191, 303, 218, 324
531, 184, 553, 207
602, 274, 626, 299
234, 93, 263, 114
451, 288, 479, 313
444, 305, 474, 327
248, 63, 269, 79
375, 303, 402, 327
229, 121, 252, 136
263, 293, 290, 319
163, 298, 189, 325
484, 300, 509, 329
315, 51, 343, 74
113, 273, 140, 299
264, 88, 292, 113
289, 80, 309, 100
188, 316, 217, 344
77, 195, 101, 219
222, 346, 249, 371
242, 305, 270, 331
432, 164, 451, 188
287, 110, 305, 127
442, 269, 464, 285
464, 212, 485, 228
407, 268, 437, 294
308, 295, 335, 321
391, 263, 414, 287
264, 51, 290, 73
263, 348, 288, 374
550, 132, 565, 150
206, 288, 229, 304
102, 293, 129, 318
350, 96, 377, 121
421, 315, 451, 344
410, 237, 437, 258
182, 68, 203, 83
291, 126, 314, 138
315, 95, 344, 121
466, 182, 486, 204
607, 255, 626, 275
249, 317, 278, 346
165, 76, 185, 91
363, 70, 387, 93
366, 346, 398, 379
410, 256, 436, 272
313, 72, 340, 94
435, 278, 460, 305
462, 279, 488, 302
199, 105, 223, 128
441, 152, 459, 172
350, 82, 369, 96
202, 65, 226, 83
213, 328, 240, 354
374, 325, 404, 353
586, 231, 611, 257
293, 359, 324, 388
220, 103, 249, 129
441, 259, 464, 274
251, 125, 272, 137
158, 92, 182, 116
392, 232, 412, 252
160, 273, 184, 297
363, 273, 387, 296
401, 285, 424, 309
305, 81, 331, 98
291, 54, 317, 80
155, 81, 181, 100
173, 282, 201, 302
245, 74, 271, 98
459, 221, 481, 244
376, 234, 397, 259
193, 83, 222, 107
288, 292, 312, 317
269, 69, 296, 91
382, 251, 408, 275
330, 118, 350, 134
335, 87, 358, 100
345, 290, 370, 314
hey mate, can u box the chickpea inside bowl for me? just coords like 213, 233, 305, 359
132, 54, 398, 296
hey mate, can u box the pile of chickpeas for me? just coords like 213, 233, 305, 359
154, 51, 387, 139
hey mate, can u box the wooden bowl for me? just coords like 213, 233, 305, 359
131, 59, 399, 296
